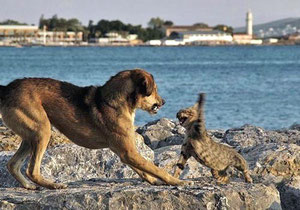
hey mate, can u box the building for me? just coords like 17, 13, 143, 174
179, 30, 233, 44
163, 25, 213, 37
36, 31, 83, 44
246, 10, 253, 36
233, 10, 262, 45
89, 32, 140, 46
0, 25, 84, 45
0, 25, 38, 43
264, 38, 279, 44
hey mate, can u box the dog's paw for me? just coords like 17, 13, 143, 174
24, 183, 38, 190
178, 180, 194, 186
50, 183, 68, 190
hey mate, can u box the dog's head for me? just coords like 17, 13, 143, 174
176, 103, 198, 128
131, 69, 165, 114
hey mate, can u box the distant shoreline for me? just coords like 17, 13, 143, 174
0, 43, 299, 48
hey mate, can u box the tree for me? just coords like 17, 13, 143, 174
0, 19, 28, 25
148, 17, 165, 29
193, 22, 209, 28
87, 18, 167, 42
213, 24, 233, 34
163, 20, 174, 27
49, 15, 59, 30
38, 15, 84, 32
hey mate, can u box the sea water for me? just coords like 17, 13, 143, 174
0, 46, 299, 129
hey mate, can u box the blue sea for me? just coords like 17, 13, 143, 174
0, 46, 299, 130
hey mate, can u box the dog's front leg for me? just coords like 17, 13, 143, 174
128, 165, 161, 185
110, 137, 188, 186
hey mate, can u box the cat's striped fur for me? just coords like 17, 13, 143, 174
173, 93, 252, 184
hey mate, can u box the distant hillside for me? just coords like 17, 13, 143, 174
234, 17, 300, 38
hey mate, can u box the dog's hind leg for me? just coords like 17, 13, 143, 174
7, 140, 36, 189
25, 119, 67, 189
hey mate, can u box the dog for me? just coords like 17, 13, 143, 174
0, 69, 186, 189
173, 93, 252, 184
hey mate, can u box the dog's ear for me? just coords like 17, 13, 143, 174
138, 73, 154, 96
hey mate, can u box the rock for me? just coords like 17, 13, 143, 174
223, 124, 300, 151
0, 133, 154, 188
154, 145, 212, 179
0, 178, 281, 210
277, 177, 300, 210
252, 144, 300, 179
137, 118, 185, 149
2, 118, 300, 209
289, 123, 300, 131
137, 118, 224, 149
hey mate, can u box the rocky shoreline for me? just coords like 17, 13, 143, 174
1, 117, 300, 209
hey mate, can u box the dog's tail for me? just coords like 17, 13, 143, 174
195, 93, 207, 138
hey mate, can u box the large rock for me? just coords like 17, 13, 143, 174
252, 144, 300, 179
277, 177, 300, 210
1, 118, 300, 209
0, 178, 281, 210
0, 133, 154, 188
223, 124, 300, 151
137, 118, 224, 149
137, 118, 185, 149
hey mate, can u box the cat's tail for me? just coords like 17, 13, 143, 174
196, 93, 207, 138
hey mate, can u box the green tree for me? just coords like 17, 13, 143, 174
148, 17, 165, 29
213, 24, 233, 34
163, 20, 173, 27
193, 22, 209, 28
38, 15, 84, 32
0, 19, 28, 25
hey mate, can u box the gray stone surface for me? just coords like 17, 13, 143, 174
0, 178, 281, 210
1, 118, 300, 209
137, 118, 185, 149
278, 177, 300, 210
137, 118, 224, 149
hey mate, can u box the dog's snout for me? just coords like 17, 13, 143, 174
162, 99, 166, 106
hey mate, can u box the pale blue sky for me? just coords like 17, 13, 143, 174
1, 0, 300, 27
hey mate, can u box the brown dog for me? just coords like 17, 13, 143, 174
0, 69, 186, 189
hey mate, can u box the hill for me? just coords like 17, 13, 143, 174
234, 17, 300, 38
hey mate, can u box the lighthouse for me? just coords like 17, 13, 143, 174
246, 10, 253, 36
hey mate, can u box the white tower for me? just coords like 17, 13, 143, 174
246, 10, 253, 36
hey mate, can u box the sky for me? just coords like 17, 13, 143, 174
1, 0, 300, 27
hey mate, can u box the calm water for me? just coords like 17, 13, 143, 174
0, 46, 299, 129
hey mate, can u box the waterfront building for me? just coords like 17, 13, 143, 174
0, 25, 84, 45
246, 10, 253, 36
163, 25, 213, 37
0, 25, 38, 43
233, 10, 262, 45
264, 38, 279, 44
36, 31, 83, 44
89, 32, 140, 45
179, 30, 233, 44
145, 40, 162, 46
